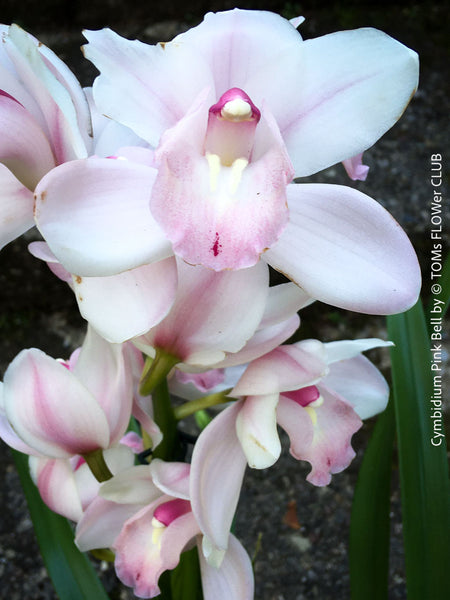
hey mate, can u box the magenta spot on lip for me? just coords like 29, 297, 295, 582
284, 386, 320, 407
209, 87, 261, 122
211, 232, 222, 257
153, 498, 191, 527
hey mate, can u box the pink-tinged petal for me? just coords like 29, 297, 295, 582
259, 282, 311, 329
5, 25, 90, 163
342, 153, 369, 181
322, 355, 389, 419
84, 87, 149, 157
279, 387, 362, 486
3, 348, 110, 458
276, 395, 314, 461
122, 343, 163, 449
28, 241, 73, 284
113, 504, 199, 598
72, 326, 133, 445
325, 338, 393, 364
74, 444, 136, 510
173, 9, 303, 95
175, 369, 226, 394
151, 96, 292, 271
138, 259, 269, 366
190, 402, 247, 554
34, 158, 172, 277
149, 459, 191, 500
31, 457, 83, 522
99, 465, 161, 505
290, 16, 305, 29
215, 314, 300, 369
265, 184, 421, 314
0, 93, 55, 188
75, 496, 146, 551
236, 394, 281, 469
279, 28, 418, 176
199, 533, 254, 600
72, 257, 177, 343
0, 382, 45, 455
232, 340, 327, 397
131, 394, 162, 449
0, 164, 34, 250
83, 28, 213, 146
120, 431, 144, 454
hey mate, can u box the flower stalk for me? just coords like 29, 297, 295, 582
82, 449, 114, 482
140, 349, 179, 397
174, 389, 234, 420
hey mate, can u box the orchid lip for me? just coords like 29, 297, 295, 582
283, 385, 322, 407
152, 498, 191, 527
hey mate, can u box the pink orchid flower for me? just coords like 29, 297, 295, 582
1, 326, 135, 458
134, 259, 312, 374
33, 9, 420, 314
189, 338, 391, 556
29, 438, 139, 522
28, 240, 178, 344
0, 24, 91, 249
75, 459, 254, 599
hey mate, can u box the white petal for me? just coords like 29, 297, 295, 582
265, 184, 421, 314
34, 157, 172, 277
72, 257, 178, 343
321, 355, 390, 419
325, 338, 393, 364
279, 28, 419, 175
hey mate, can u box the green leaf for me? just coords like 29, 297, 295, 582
11, 449, 110, 600
349, 401, 395, 600
387, 301, 450, 600
194, 409, 213, 430
171, 547, 204, 600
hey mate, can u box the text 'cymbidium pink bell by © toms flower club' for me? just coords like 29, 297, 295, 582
0, 7, 424, 600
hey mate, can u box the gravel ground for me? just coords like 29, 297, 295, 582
0, 2, 448, 599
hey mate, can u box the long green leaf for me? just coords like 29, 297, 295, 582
171, 547, 204, 600
387, 301, 449, 600
349, 401, 395, 599
12, 449, 110, 600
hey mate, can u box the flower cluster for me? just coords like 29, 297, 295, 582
0, 9, 419, 599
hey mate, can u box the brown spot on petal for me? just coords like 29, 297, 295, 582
75, 275, 82, 284
283, 500, 301, 530
39, 190, 47, 202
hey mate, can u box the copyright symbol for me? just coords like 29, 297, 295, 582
431, 284, 442, 295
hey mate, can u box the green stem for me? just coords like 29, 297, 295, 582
140, 349, 179, 397
83, 449, 114, 482
152, 377, 182, 461
174, 389, 234, 420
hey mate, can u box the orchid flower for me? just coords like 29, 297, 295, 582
33, 9, 420, 315
28, 437, 140, 522
1, 325, 135, 459
28, 240, 178, 343
189, 338, 391, 557
75, 459, 254, 599
0, 24, 91, 249
133, 259, 314, 396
